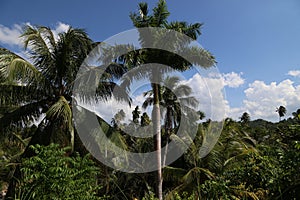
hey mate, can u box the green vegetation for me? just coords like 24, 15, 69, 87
1, 116, 299, 199
16, 144, 106, 200
0, 0, 299, 199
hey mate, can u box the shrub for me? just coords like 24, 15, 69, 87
16, 143, 106, 200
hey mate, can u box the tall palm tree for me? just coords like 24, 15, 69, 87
142, 76, 199, 165
0, 25, 126, 197
115, 1, 216, 199
276, 106, 286, 122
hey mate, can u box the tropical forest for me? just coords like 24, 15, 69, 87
0, 1, 299, 200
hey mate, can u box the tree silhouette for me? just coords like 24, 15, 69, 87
276, 106, 286, 121
240, 112, 250, 124
132, 106, 141, 124
292, 108, 300, 121
141, 112, 151, 127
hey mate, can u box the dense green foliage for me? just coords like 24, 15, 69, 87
1, 115, 299, 199
16, 144, 106, 200
0, 0, 299, 199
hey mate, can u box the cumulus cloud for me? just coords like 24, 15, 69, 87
78, 70, 300, 123
0, 24, 23, 47
179, 72, 244, 120
181, 73, 228, 121
288, 70, 300, 78
242, 79, 300, 121
181, 72, 300, 122
0, 22, 70, 48
222, 72, 245, 88
87, 71, 245, 123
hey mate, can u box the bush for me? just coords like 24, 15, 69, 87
16, 143, 106, 200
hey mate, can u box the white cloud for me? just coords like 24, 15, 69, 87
222, 72, 245, 88
288, 70, 300, 77
179, 72, 244, 121
0, 24, 23, 47
0, 22, 70, 49
78, 70, 300, 123
88, 71, 244, 123
80, 72, 229, 123
52, 22, 70, 41
180, 72, 300, 122
82, 92, 148, 125
181, 73, 228, 121
242, 79, 300, 121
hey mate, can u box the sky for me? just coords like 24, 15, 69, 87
1, 0, 300, 122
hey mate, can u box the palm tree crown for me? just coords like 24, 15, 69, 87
276, 106, 286, 121
0, 25, 94, 151
142, 75, 198, 133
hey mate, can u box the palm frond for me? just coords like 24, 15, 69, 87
142, 97, 154, 109
139, 2, 149, 19
163, 166, 186, 182
152, 0, 170, 27
169, 133, 193, 153
0, 48, 45, 85
182, 167, 214, 184
0, 99, 47, 131
182, 46, 216, 68
0, 85, 48, 106
163, 76, 180, 89
46, 96, 74, 151
173, 84, 192, 96
166, 21, 202, 40
38, 26, 56, 50
22, 25, 54, 67
55, 27, 93, 86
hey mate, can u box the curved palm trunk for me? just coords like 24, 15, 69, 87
152, 83, 163, 200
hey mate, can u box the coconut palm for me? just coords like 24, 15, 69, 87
276, 106, 287, 122
0, 25, 128, 197
0, 26, 94, 150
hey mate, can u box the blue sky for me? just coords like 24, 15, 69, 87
1, 0, 300, 121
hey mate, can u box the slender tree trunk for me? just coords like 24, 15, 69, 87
153, 83, 163, 200
163, 108, 172, 167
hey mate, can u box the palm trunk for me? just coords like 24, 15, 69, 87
153, 83, 163, 200
163, 108, 172, 167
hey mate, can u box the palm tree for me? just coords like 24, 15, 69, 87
276, 106, 286, 122
240, 112, 250, 124
132, 106, 141, 124
0, 25, 127, 197
0, 25, 94, 151
141, 112, 151, 127
118, 1, 216, 198
142, 76, 199, 164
